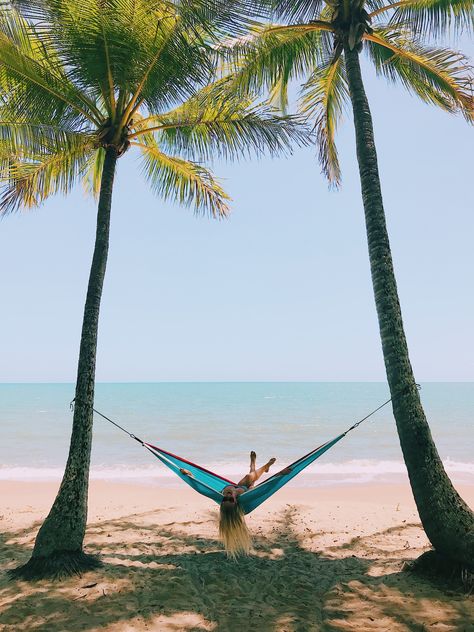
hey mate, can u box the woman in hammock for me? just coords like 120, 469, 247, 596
181, 451, 290, 557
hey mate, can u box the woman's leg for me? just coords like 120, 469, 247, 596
238, 454, 276, 488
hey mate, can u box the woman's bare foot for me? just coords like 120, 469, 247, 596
249, 451, 257, 473
180, 468, 193, 477
264, 458, 276, 472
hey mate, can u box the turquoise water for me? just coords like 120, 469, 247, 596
1, 382, 473, 485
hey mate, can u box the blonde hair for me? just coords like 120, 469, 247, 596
219, 502, 251, 558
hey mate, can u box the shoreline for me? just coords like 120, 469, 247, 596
1, 481, 473, 631
1, 459, 473, 488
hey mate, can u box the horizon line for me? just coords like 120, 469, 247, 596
1, 380, 473, 385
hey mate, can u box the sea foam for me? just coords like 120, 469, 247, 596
1, 458, 473, 486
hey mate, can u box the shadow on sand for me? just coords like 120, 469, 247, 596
0, 508, 472, 632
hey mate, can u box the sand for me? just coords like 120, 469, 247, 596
0, 480, 473, 631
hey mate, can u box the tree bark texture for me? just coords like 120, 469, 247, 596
344, 44, 474, 569
29, 146, 118, 561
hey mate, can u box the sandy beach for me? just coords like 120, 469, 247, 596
0, 481, 472, 631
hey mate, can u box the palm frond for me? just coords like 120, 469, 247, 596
133, 138, 230, 217
300, 53, 348, 185
0, 9, 102, 126
130, 78, 309, 161
365, 27, 474, 119
0, 144, 93, 214
0, 121, 93, 156
0, 4, 65, 72
82, 147, 105, 198
270, 1, 325, 22
225, 21, 334, 103
163, 0, 265, 38
268, 74, 290, 111
364, 0, 393, 13
13, 0, 216, 116
388, 0, 474, 35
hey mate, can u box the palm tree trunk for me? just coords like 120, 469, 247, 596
10, 146, 119, 579
343, 43, 474, 570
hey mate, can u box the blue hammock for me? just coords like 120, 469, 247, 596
143, 433, 345, 514
88, 385, 411, 514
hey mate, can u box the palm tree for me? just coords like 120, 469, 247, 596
227, 0, 474, 570
0, 0, 306, 579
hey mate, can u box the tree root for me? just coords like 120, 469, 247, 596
405, 550, 473, 593
8, 550, 102, 581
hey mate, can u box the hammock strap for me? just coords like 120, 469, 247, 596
69, 398, 234, 484
343, 382, 421, 434
69, 398, 145, 445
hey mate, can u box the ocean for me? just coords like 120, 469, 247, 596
1, 382, 473, 487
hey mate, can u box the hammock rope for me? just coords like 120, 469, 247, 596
70, 382, 420, 514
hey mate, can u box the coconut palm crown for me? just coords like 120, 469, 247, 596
228, 0, 473, 185
0, 0, 305, 215
0, 0, 307, 580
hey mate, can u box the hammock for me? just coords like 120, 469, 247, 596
143, 434, 345, 514
80, 384, 416, 513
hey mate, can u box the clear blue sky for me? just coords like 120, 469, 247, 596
1, 42, 473, 383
